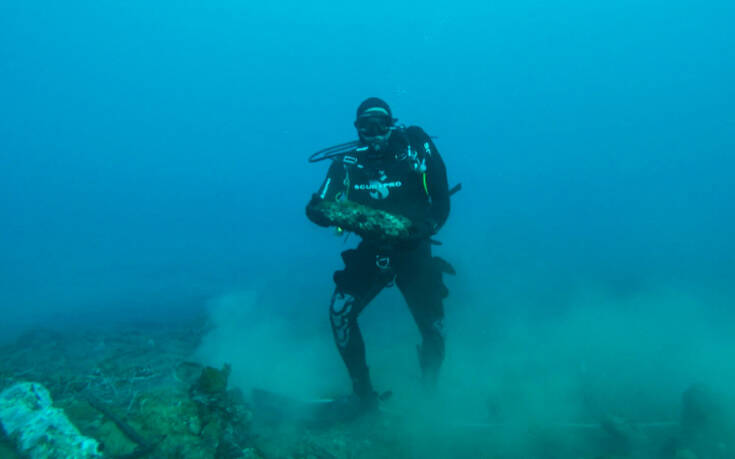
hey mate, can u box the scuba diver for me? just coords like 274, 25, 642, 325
306, 97, 455, 418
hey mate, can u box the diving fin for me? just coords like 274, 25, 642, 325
251, 388, 390, 427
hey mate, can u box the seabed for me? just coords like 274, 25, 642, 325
0, 316, 731, 459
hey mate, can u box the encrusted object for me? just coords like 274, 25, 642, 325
0, 382, 102, 458
313, 200, 412, 241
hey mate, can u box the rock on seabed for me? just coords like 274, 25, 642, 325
0, 382, 102, 459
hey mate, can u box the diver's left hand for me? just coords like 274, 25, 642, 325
406, 218, 437, 242
393, 219, 436, 250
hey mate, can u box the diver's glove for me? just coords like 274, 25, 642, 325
397, 218, 437, 250
306, 194, 332, 228
408, 218, 438, 241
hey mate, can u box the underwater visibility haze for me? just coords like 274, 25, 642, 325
1, 0, 734, 458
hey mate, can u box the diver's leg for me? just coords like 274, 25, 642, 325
330, 244, 393, 399
395, 245, 448, 390
329, 287, 380, 398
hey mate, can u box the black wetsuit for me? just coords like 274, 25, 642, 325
306, 126, 452, 398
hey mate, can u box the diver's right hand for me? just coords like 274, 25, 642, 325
306, 194, 332, 227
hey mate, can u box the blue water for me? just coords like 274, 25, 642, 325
3, 1, 732, 329
2, 0, 735, 418
2, 2, 735, 457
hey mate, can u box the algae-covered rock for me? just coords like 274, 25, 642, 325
0, 433, 20, 459
176, 361, 206, 387
135, 388, 217, 458
191, 365, 253, 457
313, 200, 412, 241
196, 364, 231, 395
95, 419, 139, 457
0, 382, 102, 459
137, 389, 201, 437
116, 364, 254, 459
60, 398, 138, 457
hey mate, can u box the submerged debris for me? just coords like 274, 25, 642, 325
0, 319, 262, 458
86, 394, 157, 458
6, 317, 718, 458
312, 200, 412, 241
0, 382, 102, 458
